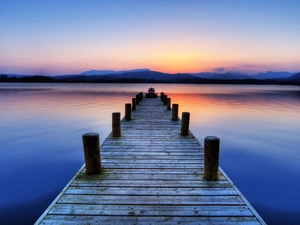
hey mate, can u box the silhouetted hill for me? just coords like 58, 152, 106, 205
255, 71, 295, 79
192, 71, 295, 80
210, 73, 254, 80
288, 72, 300, 81
55, 71, 197, 83
225, 71, 255, 77
0, 74, 54, 82
80, 69, 151, 75
190, 72, 217, 78
51, 74, 78, 79
109, 71, 196, 81
6, 74, 31, 78
80, 70, 117, 75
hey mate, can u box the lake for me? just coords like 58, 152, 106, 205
0, 83, 299, 224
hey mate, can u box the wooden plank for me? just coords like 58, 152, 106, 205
100, 159, 204, 164
102, 141, 200, 145
48, 205, 253, 216
64, 186, 238, 195
80, 168, 205, 174
101, 147, 202, 152
100, 152, 203, 156
39, 216, 262, 225
74, 173, 226, 181
97, 163, 204, 169
57, 195, 245, 205
71, 179, 231, 188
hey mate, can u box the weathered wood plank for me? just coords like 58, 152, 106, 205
97, 163, 204, 169
71, 179, 231, 188
102, 141, 200, 145
40, 216, 262, 225
65, 186, 238, 196
49, 205, 253, 216
80, 168, 205, 174
58, 195, 245, 205
100, 152, 203, 156
75, 173, 226, 181
101, 157, 204, 165
101, 147, 202, 152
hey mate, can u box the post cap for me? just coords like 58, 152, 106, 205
205, 136, 220, 141
83, 132, 99, 137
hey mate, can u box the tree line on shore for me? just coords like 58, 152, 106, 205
0, 74, 299, 85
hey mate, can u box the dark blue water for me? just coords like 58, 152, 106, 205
0, 83, 299, 224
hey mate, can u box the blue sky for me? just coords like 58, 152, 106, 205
0, 0, 299, 75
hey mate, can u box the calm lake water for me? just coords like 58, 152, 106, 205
0, 83, 299, 224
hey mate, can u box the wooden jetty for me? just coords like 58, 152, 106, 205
35, 92, 266, 225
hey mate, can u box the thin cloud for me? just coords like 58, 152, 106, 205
214, 68, 225, 72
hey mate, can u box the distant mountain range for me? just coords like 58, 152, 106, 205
191, 71, 297, 80
1, 69, 300, 83
289, 72, 300, 80
80, 68, 151, 76
72, 69, 197, 82
56, 69, 298, 80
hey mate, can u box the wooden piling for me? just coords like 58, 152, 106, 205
138, 93, 141, 102
132, 98, 136, 110
167, 98, 171, 110
112, 112, 121, 137
136, 95, 139, 105
163, 94, 168, 105
82, 133, 101, 175
172, 104, 179, 121
204, 136, 220, 181
181, 112, 190, 135
125, 103, 131, 120
160, 92, 164, 102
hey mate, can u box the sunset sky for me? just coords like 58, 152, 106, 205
0, 0, 299, 75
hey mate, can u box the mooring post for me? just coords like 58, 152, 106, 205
140, 92, 143, 100
137, 93, 140, 102
132, 98, 136, 110
160, 92, 164, 101
82, 133, 101, 175
167, 98, 171, 110
112, 112, 121, 137
163, 94, 168, 105
172, 104, 179, 121
125, 103, 131, 120
136, 94, 139, 105
181, 112, 190, 135
204, 136, 220, 181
